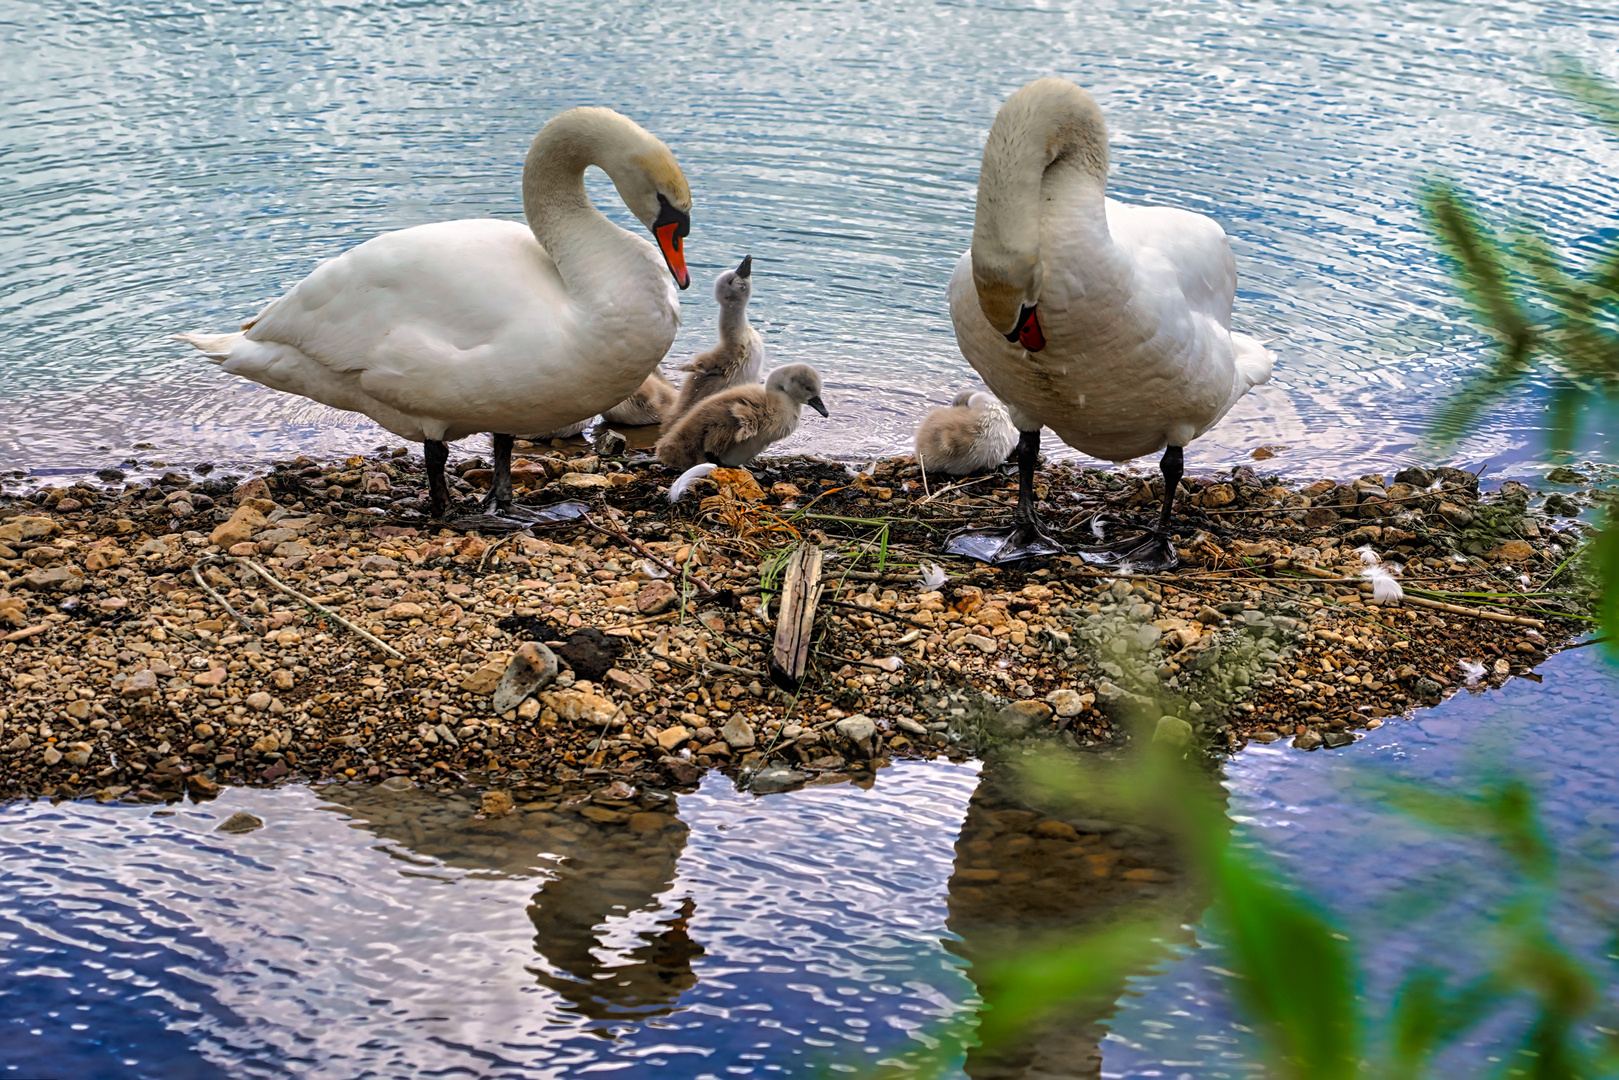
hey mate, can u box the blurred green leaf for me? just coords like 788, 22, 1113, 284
1550, 57, 1619, 140
1213, 845, 1361, 1080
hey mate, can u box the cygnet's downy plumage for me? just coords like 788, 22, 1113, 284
656, 363, 828, 470
521, 370, 679, 440
602, 370, 679, 426
914, 390, 1018, 476
672, 255, 765, 420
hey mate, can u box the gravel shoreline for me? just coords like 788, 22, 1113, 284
0, 440, 1595, 805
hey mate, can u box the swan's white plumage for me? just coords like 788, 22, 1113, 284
178, 107, 688, 446
949, 78, 1274, 462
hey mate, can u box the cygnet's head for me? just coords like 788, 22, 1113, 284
767, 363, 828, 417
714, 254, 753, 309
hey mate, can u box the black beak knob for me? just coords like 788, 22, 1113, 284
736, 254, 753, 278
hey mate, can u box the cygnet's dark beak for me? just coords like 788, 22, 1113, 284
736, 254, 752, 278
807, 395, 828, 418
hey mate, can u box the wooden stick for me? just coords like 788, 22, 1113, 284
1279, 561, 1547, 627
769, 543, 824, 690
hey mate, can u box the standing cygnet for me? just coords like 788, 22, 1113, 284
671, 255, 765, 420
914, 390, 1019, 476
656, 363, 828, 470
601, 370, 679, 426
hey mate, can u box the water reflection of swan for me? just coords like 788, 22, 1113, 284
945, 754, 1228, 1078
317, 785, 699, 1024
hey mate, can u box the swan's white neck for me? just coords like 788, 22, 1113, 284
971, 79, 1112, 330
520, 111, 657, 292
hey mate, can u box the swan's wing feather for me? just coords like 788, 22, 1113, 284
1105, 201, 1236, 327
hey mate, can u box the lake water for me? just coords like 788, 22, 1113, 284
5, 646, 1615, 1079
3, 0, 1617, 480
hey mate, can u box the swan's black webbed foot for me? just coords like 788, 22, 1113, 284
944, 517, 1064, 565
1072, 527, 1179, 572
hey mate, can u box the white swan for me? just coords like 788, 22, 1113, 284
177, 106, 693, 518
947, 77, 1274, 566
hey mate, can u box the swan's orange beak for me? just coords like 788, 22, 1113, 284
653, 195, 691, 290
1005, 303, 1045, 352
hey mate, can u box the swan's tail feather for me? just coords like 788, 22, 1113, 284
1231, 331, 1276, 391
173, 331, 242, 364
667, 462, 718, 502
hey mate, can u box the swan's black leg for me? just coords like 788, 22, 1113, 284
943, 429, 1064, 564
1074, 444, 1183, 571
489, 433, 516, 511
1158, 445, 1184, 533
424, 439, 451, 519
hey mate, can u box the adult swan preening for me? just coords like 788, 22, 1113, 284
946, 78, 1274, 567
177, 107, 693, 519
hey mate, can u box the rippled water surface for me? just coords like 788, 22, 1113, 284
2, 0, 1617, 478
5, 648, 1618, 1078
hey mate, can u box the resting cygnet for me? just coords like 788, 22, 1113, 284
914, 390, 1019, 476
656, 363, 828, 470
671, 255, 764, 420
601, 370, 679, 426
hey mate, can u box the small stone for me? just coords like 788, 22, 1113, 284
1201, 483, 1236, 507
559, 472, 611, 489
216, 811, 264, 834
379, 775, 414, 792
994, 700, 1052, 737
1303, 507, 1339, 529
42, 746, 62, 765
0, 516, 59, 543
271, 669, 296, 691
1034, 820, 1079, 841
251, 734, 279, 753
750, 764, 807, 794
635, 579, 679, 615
962, 633, 997, 653
1046, 689, 1086, 718
192, 668, 228, 687
834, 714, 878, 753
661, 756, 703, 784
1249, 730, 1280, 744
656, 725, 692, 751
628, 811, 669, 832
22, 565, 84, 593
459, 665, 503, 694
720, 715, 756, 749
209, 505, 266, 549
6, 733, 31, 751
1292, 730, 1324, 751
492, 642, 559, 714
579, 805, 627, 824
246, 691, 272, 711
1195, 606, 1223, 624
122, 670, 159, 698
382, 601, 423, 621
1486, 539, 1534, 563
480, 790, 515, 817
1153, 715, 1194, 747
1322, 730, 1356, 748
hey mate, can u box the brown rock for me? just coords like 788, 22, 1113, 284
382, 601, 424, 620
22, 565, 84, 593
579, 805, 627, 824
1201, 483, 1236, 508
0, 516, 59, 543
192, 668, 228, 687
233, 478, 272, 504
628, 811, 669, 832
492, 642, 559, 714
635, 578, 679, 615
1034, 820, 1079, 841
122, 670, 159, 698
1303, 507, 1339, 529
480, 790, 515, 817
1487, 539, 1534, 563
210, 505, 266, 549
656, 725, 692, 751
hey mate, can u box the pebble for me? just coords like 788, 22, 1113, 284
216, 811, 264, 834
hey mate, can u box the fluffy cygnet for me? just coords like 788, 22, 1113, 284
671, 255, 765, 420
656, 363, 828, 470
914, 390, 1019, 476
601, 370, 679, 426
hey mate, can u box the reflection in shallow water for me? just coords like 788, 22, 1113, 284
946, 757, 1225, 1079
4, 646, 1617, 1078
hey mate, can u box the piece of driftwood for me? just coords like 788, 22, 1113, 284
769, 544, 824, 690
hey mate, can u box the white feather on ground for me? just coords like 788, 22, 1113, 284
1459, 659, 1486, 687
667, 462, 718, 502
1361, 563, 1404, 605
1354, 545, 1380, 564
918, 563, 948, 591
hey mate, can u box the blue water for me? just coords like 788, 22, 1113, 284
4, 646, 1618, 1078
2, 0, 1617, 478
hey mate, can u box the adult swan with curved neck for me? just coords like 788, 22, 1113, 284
178, 107, 693, 519
946, 78, 1274, 567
